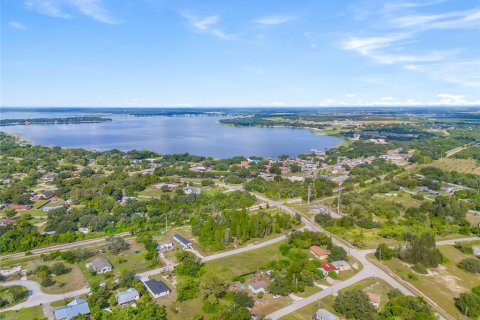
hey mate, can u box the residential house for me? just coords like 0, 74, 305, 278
88, 257, 112, 274
310, 246, 330, 260
313, 308, 340, 320
248, 280, 268, 294
0, 217, 17, 227
143, 279, 171, 298
320, 261, 338, 274
43, 172, 58, 182
183, 186, 202, 195
78, 228, 90, 234
367, 292, 381, 308
331, 260, 351, 272
173, 233, 192, 249
10, 204, 32, 212
54, 298, 90, 320
116, 288, 140, 306
37, 190, 54, 199
156, 241, 174, 252
42, 204, 65, 212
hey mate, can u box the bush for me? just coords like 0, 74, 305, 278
256, 292, 264, 299
328, 246, 347, 262
457, 258, 480, 273
50, 262, 69, 276
233, 291, 254, 308
471, 285, 480, 296
375, 243, 395, 260
412, 263, 428, 274
455, 292, 480, 318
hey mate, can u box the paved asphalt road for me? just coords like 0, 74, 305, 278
0, 232, 131, 261
0, 280, 89, 312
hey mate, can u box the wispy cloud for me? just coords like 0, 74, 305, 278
181, 14, 233, 40
340, 1, 480, 88
254, 15, 297, 26
25, 0, 118, 24
391, 9, 480, 29
341, 33, 455, 64
9, 22, 27, 30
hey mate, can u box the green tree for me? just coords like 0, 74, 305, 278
375, 243, 396, 261
334, 290, 378, 320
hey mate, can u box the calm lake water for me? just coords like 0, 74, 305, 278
0, 111, 342, 158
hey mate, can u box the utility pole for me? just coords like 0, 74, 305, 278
337, 183, 342, 216
307, 184, 311, 206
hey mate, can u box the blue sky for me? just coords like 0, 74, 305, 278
1, 0, 479, 107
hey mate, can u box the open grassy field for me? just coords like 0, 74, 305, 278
28, 263, 87, 294
203, 241, 286, 282
326, 225, 400, 249
0, 306, 44, 320
373, 192, 424, 208
378, 243, 480, 320
280, 278, 394, 320
429, 158, 480, 175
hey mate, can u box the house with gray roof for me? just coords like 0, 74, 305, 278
183, 186, 202, 195
116, 288, 140, 305
143, 279, 171, 298
313, 308, 339, 320
54, 298, 90, 320
331, 260, 351, 271
87, 257, 112, 274
173, 233, 192, 248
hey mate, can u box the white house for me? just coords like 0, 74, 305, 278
248, 280, 268, 294
87, 257, 112, 274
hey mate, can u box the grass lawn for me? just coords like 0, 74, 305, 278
429, 158, 480, 175
204, 241, 286, 282
28, 263, 87, 294
295, 285, 322, 298
0, 286, 28, 308
373, 192, 424, 208
326, 226, 400, 249
0, 306, 44, 320
80, 239, 153, 285
252, 294, 292, 316
377, 244, 480, 320
467, 211, 480, 226
280, 278, 393, 320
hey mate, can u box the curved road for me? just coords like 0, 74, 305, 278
0, 280, 89, 312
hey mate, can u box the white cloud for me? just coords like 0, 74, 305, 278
25, 0, 118, 24
340, 2, 479, 89
9, 22, 27, 30
436, 93, 467, 105
182, 14, 232, 40
380, 96, 394, 101
341, 33, 454, 64
254, 15, 297, 26
345, 94, 356, 98
391, 9, 480, 30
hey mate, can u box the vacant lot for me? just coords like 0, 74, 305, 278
0, 306, 44, 320
429, 158, 480, 175
280, 278, 393, 320
203, 241, 285, 282
379, 243, 480, 320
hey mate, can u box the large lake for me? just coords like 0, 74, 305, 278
0, 111, 342, 158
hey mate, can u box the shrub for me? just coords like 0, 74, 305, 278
457, 258, 480, 273
455, 292, 480, 318
412, 263, 428, 274
375, 243, 395, 260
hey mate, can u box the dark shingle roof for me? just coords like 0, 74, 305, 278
173, 233, 191, 246
144, 279, 170, 295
